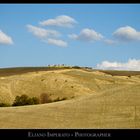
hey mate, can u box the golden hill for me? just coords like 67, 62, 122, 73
0, 67, 140, 128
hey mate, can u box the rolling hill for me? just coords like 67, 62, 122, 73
0, 67, 140, 128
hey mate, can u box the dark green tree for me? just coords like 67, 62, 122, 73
12, 94, 39, 106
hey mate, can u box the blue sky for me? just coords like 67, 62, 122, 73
0, 4, 140, 70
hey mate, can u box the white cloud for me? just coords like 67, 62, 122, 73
68, 34, 78, 40
27, 24, 60, 39
113, 26, 140, 42
39, 15, 77, 28
47, 38, 67, 47
69, 28, 103, 42
104, 39, 117, 45
0, 30, 13, 45
96, 59, 140, 71
27, 24, 67, 47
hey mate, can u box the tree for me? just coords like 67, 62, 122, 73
28, 97, 39, 105
12, 94, 39, 106
0, 103, 11, 107
40, 93, 52, 104
12, 94, 29, 106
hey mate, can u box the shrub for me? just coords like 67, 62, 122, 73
61, 97, 67, 100
53, 97, 67, 102
12, 95, 28, 106
12, 94, 39, 106
53, 97, 60, 102
71, 96, 74, 99
0, 103, 11, 107
40, 93, 52, 104
72, 66, 81, 69
28, 97, 40, 105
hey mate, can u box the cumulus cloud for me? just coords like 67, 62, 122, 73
39, 15, 77, 28
0, 30, 13, 45
27, 24, 67, 47
96, 59, 140, 71
113, 26, 140, 42
68, 28, 103, 42
27, 24, 60, 39
47, 38, 67, 47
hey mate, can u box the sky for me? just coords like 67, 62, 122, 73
0, 4, 140, 70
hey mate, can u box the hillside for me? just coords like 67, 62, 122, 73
0, 67, 140, 128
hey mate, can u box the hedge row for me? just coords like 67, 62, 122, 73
0, 93, 67, 107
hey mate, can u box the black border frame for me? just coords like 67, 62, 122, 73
0, 2, 140, 139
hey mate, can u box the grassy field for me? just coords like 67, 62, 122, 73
99, 70, 140, 76
0, 67, 140, 128
0, 66, 71, 77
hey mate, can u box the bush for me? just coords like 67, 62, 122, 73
72, 66, 81, 69
53, 97, 67, 102
0, 103, 11, 107
1, 93, 67, 107
12, 95, 28, 106
12, 94, 39, 106
40, 93, 52, 104
28, 97, 40, 105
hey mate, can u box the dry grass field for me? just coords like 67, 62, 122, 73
0, 67, 140, 128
